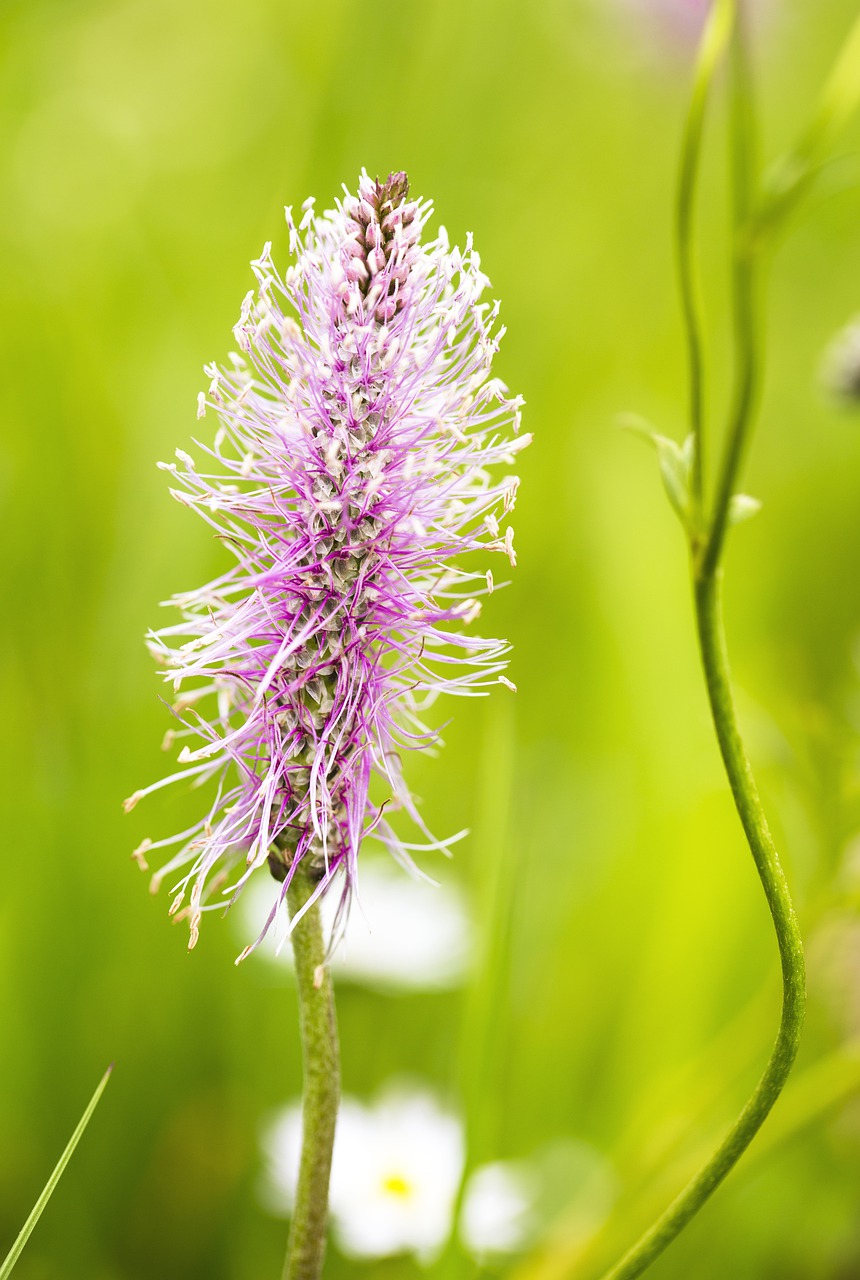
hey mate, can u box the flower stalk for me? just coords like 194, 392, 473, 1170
675, 0, 733, 514
599, 567, 805, 1280
128, 168, 524, 1280
597, 3, 839, 1275
284, 866, 340, 1280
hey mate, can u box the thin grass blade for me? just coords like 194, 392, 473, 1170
0, 1065, 113, 1280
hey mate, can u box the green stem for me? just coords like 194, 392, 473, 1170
598, 572, 805, 1280
283, 869, 341, 1280
699, 236, 760, 579
597, 11, 807, 1279
700, 10, 761, 580
675, 0, 734, 514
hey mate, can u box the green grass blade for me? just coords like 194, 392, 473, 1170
0, 1065, 113, 1280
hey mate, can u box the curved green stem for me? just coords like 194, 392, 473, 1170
283, 869, 340, 1280
598, 10, 809, 1279
599, 571, 805, 1280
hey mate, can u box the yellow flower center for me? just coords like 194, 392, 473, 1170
381, 1172, 413, 1199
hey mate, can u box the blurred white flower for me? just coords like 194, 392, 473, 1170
822, 315, 860, 406
263, 1086, 464, 1260
263, 1085, 617, 1263
239, 857, 472, 992
808, 910, 860, 1038
460, 1160, 536, 1257
262, 1105, 303, 1218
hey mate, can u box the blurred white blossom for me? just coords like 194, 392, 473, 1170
460, 1159, 536, 1257
263, 1087, 464, 1260
239, 857, 472, 991
263, 1084, 618, 1262
808, 910, 860, 1038
822, 315, 860, 406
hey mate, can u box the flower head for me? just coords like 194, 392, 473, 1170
126, 171, 527, 954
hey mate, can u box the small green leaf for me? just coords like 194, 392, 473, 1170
618, 415, 695, 528
0, 1066, 113, 1280
655, 434, 694, 526
728, 493, 762, 524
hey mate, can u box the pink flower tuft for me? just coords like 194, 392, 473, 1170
127, 171, 528, 956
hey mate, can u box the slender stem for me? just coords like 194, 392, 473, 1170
597, 9, 807, 1279
0, 1066, 113, 1280
598, 572, 805, 1280
700, 11, 761, 580
283, 869, 340, 1280
676, 0, 734, 515
699, 250, 760, 580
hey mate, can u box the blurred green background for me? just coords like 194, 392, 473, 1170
3, 0, 860, 1276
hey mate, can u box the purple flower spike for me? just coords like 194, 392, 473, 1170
125, 171, 529, 958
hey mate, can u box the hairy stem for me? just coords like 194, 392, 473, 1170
283, 869, 340, 1280
597, 572, 805, 1280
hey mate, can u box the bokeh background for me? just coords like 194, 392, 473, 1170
3, 0, 860, 1276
